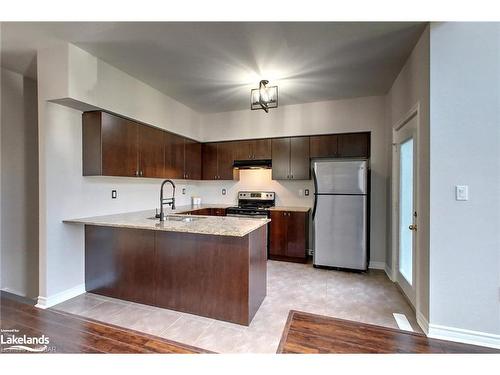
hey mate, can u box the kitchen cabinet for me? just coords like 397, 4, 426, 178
269, 210, 309, 263
164, 133, 201, 180
83, 111, 140, 177
271, 137, 310, 180
310, 134, 338, 158
202, 142, 239, 180
233, 139, 272, 160
337, 133, 370, 158
139, 125, 165, 178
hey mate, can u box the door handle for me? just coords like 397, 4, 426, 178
409, 224, 417, 231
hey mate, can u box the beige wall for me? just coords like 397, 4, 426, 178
386, 26, 430, 326
1, 68, 39, 299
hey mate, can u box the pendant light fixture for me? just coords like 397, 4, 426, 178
251, 80, 278, 112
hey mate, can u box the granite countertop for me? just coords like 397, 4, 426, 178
268, 206, 311, 213
64, 204, 269, 237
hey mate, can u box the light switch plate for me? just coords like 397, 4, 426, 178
455, 185, 469, 201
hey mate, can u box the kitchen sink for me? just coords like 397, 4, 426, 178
147, 215, 205, 222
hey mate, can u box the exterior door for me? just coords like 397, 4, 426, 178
394, 114, 418, 306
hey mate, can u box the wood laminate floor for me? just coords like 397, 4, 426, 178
277, 310, 500, 354
0, 293, 210, 354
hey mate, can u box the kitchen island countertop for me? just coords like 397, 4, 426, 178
64, 204, 269, 237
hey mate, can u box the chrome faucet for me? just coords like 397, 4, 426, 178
158, 179, 176, 221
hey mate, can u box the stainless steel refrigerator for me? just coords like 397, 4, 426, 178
312, 159, 369, 270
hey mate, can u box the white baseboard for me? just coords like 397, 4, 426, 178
35, 283, 86, 309
416, 310, 429, 335
1, 287, 28, 298
428, 323, 500, 349
369, 261, 386, 270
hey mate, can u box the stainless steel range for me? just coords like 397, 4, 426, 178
226, 191, 275, 218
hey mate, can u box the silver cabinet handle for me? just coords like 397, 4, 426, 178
140, 170, 143, 177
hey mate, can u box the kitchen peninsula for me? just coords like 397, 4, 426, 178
64, 205, 269, 325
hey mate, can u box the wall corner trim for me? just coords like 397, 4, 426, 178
416, 310, 429, 335
35, 283, 86, 309
428, 323, 500, 349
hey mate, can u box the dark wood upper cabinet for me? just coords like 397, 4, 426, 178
83, 111, 139, 177
164, 132, 185, 179
271, 138, 290, 180
184, 139, 201, 180
139, 125, 165, 178
250, 139, 272, 160
272, 137, 310, 180
337, 133, 370, 158
233, 140, 252, 161
290, 137, 310, 180
202, 142, 239, 180
269, 210, 309, 262
217, 142, 236, 180
310, 134, 339, 158
202, 143, 218, 180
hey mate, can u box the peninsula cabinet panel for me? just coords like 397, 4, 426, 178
271, 138, 290, 180
85, 225, 156, 305
184, 139, 202, 180
338, 133, 370, 158
310, 134, 339, 158
290, 137, 310, 180
139, 125, 165, 178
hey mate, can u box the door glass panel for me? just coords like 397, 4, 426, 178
399, 137, 414, 284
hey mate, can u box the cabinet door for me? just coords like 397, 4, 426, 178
202, 143, 218, 180
290, 137, 310, 180
164, 132, 184, 179
184, 139, 201, 180
233, 140, 252, 160
101, 112, 139, 177
271, 138, 290, 180
139, 125, 165, 178
217, 142, 236, 180
286, 212, 308, 260
251, 139, 272, 159
338, 133, 370, 158
269, 211, 288, 257
310, 135, 338, 158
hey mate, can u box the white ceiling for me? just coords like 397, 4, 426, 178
1, 22, 426, 113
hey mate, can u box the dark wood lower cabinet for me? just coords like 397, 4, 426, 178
269, 210, 309, 263
85, 225, 266, 325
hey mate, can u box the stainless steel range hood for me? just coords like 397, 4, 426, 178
233, 159, 272, 169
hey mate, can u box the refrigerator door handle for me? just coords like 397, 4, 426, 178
312, 165, 318, 219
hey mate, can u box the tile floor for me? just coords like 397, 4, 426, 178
52, 261, 420, 353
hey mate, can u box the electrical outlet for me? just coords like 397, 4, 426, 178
182, 188, 186, 195
222, 188, 227, 195
111, 190, 117, 199
305, 189, 310, 196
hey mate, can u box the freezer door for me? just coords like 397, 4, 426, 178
313, 195, 367, 270
313, 159, 368, 194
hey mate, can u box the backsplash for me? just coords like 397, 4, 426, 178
192, 169, 315, 208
